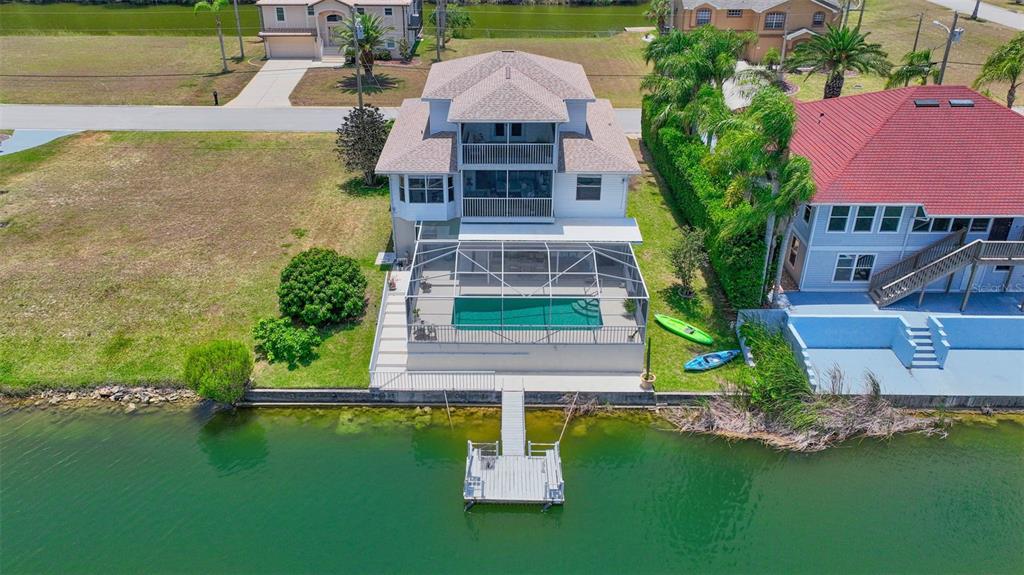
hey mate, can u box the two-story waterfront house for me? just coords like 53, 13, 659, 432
256, 0, 422, 60
782, 86, 1024, 309
370, 51, 646, 390
674, 0, 840, 63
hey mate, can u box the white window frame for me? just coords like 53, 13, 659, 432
727, 9, 743, 18
788, 236, 801, 266
802, 204, 812, 223
275, 7, 285, 22
970, 218, 991, 233
878, 206, 903, 233
764, 12, 786, 30
307, 5, 314, 16
356, 7, 365, 14
852, 205, 877, 233
826, 205, 851, 233
576, 175, 602, 201
929, 217, 952, 233
385, 39, 396, 49
812, 11, 826, 26
384, 7, 393, 16
832, 253, 876, 283
911, 206, 931, 233
407, 176, 447, 204
695, 8, 712, 26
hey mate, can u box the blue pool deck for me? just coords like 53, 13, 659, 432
752, 292, 1024, 398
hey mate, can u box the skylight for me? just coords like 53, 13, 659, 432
949, 99, 975, 107
914, 99, 940, 108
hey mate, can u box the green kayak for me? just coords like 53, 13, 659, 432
654, 314, 714, 345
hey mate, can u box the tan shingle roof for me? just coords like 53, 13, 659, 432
423, 51, 595, 106
375, 99, 456, 174
560, 100, 641, 174
448, 66, 569, 122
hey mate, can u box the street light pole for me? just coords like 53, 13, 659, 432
970, 0, 981, 20
232, 0, 244, 59
350, 5, 363, 108
908, 12, 923, 86
936, 11, 960, 85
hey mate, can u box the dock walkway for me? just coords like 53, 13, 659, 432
464, 389, 564, 507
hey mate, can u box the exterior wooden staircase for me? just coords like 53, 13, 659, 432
869, 230, 1024, 308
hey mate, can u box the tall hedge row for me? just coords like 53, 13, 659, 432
642, 99, 766, 309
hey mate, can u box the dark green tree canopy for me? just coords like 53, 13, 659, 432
278, 248, 368, 327
336, 104, 390, 185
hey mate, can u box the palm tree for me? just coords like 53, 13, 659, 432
644, 0, 672, 35
194, 0, 230, 74
706, 88, 815, 302
784, 24, 891, 99
333, 13, 395, 79
973, 31, 1024, 109
886, 49, 938, 88
642, 27, 754, 131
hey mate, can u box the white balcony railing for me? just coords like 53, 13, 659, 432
462, 197, 552, 218
462, 143, 554, 165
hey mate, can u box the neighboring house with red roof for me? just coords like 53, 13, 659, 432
369, 51, 648, 387
782, 86, 1024, 305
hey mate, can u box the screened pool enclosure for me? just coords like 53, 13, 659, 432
406, 238, 649, 345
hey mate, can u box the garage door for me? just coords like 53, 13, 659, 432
267, 36, 316, 59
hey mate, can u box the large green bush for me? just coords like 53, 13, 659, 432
252, 318, 321, 368
182, 340, 253, 404
278, 248, 367, 326
642, 99, 766, 308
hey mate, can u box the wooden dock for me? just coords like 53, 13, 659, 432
463, 390, 564, 508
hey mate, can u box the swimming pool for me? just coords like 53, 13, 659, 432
452, 297, 602, 328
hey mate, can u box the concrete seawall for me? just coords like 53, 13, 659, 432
241, 388, 1024, 408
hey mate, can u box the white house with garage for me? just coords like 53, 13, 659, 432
256, 0, 422, 60
369, 50, 648, 391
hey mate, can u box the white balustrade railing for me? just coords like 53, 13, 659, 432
409, 324, 645, 345
462, 143, 554, 165
462, 197, 552, 218
370, 370, 496, 391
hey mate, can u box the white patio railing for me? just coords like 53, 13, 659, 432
462, 143, 554, 165
462, 197, 552, 218
408, 324, 645, 345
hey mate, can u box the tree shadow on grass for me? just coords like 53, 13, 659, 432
336, 73, 401, 95
339, 177, 389, 197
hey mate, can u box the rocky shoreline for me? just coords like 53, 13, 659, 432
1, 386, 202, 413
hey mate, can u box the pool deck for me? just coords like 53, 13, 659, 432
776, 291, 1024, 397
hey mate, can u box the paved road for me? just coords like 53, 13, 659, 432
925, 0, 1024, 30
0, 104, 643, 134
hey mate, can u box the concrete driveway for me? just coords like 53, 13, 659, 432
226, 59, 337, 107
925, 0, 1024, 30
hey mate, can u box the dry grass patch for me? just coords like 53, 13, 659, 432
0, 35, 264, 105
0, 132, 391, 388
290, 33, 651, 107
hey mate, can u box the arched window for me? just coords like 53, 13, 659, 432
695, 8, 712, 26
326, 14, 340, 22
812, 11, 826, 26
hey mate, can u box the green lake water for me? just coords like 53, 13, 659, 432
0, 2, 648, 37
2, 406, 1022, 574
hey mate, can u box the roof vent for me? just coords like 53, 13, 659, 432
501, 49, 515, 53
949, 98, 975, 107
505, 66, 511, 80
914, 99, 940, 108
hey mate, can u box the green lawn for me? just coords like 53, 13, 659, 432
0, 2, 261, 36
790, 0, 1019, 103
0, 132, 391, 390
292, 33, 651, 107
628, 142, 747, 392
0, 35, 263, 105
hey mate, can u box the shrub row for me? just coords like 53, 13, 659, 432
642, 98, 766, 309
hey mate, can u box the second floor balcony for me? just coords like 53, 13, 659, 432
462, 170, 552, 219
460, 122, 555, 167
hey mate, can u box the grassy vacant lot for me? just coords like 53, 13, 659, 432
628, 142, 746, 392
789, 0, 1018, 102
291, 33, 651, 107
0, 132, 391, 390
0, 35, 263, 105
0, 2, 262, 36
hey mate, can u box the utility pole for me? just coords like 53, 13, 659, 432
232, 0, 244, 59
777, 23, 789, 84
435, 0, 445, 62
841, 0, 851, 28
937, 11, 959, 85
855, 0, 866, 29
350, 5, 363, 108
669, 0, 675, 33
970, 0, 981, 20
908, 12, 923, 86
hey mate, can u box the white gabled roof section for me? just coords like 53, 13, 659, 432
458, 218, 642, 243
